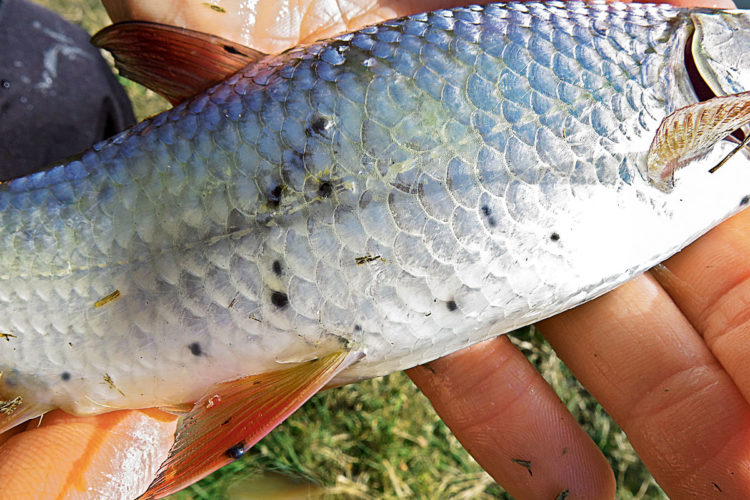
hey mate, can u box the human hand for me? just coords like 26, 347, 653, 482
2, 0, 747, 498
0, 409, 177, 497
100, 0, 476, 53
409, 210, 750, 498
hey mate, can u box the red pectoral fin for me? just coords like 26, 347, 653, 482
647, 90, 750, 191
91, 21, 265, 105
140, 350, 362, 499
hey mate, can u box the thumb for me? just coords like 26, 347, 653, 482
0, 409, 176, 498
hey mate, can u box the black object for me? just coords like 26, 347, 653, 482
0, 0, 135, 180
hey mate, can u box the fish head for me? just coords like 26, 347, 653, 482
691, 10, 750, 96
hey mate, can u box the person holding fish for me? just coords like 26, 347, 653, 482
1, 0, 749, 498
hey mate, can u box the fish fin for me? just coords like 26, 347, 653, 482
140, 350, 362, 499
91, 21, 265, 105
647, 90, 750, 191
0, 396, 50, 434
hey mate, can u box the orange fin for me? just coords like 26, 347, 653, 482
141, 350, 362, 499
91, 21, 265, 105
647, 90, 750, 191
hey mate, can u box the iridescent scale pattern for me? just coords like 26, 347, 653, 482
2, 2, 750, 413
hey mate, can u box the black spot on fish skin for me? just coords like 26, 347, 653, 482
354, 324, 362, 332
446, 300, 458, 312
223, 45, 240, 55
307, 116, 330, 137
550, 232, 561, 242
268, 185, 282, 207
741, 195, 750, 207
271, 291, 289, 308
272, 260, 283, 276
188, 342, 202, 356
480, 205, 496, 227
60, 372, 71, 381
225, 442, 245, 459
318, 181, 333, 198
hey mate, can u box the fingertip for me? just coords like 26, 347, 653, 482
409, 337, 616, 499
540, 273, 750, 497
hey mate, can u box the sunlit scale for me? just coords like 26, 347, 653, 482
1, 0, 750, 462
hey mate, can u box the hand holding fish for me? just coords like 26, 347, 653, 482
410, 210, 750, 498
1, 0, 750, 498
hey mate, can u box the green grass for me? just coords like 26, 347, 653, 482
32, 1, 667, 498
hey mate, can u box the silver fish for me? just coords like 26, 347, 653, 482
2, 1, 750, 496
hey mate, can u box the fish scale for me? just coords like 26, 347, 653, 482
2, 1, 750, 424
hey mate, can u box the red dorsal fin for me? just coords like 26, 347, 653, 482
140, 350, 362, 499
91, 21, 266, 105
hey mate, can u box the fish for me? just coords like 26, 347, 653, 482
2, 1, 750, 497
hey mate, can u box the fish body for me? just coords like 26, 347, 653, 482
1, 0, 750, 447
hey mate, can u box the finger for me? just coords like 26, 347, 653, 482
0, 409, 177, 498
103, 0, 737, 51
408, 336, 615, 500
540, 274, 750, 498
656, 209, 750, 405
102, 0, 477, 52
